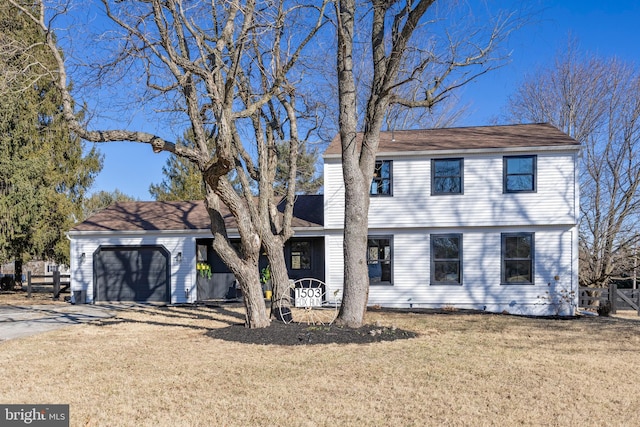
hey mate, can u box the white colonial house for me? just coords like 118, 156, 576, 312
68, 123, 580, 316
323, 123, 580, 315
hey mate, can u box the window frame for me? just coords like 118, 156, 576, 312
503, 155, 537, 193
431, 158, 464, 195
501, 232, 535, 285
289, 240, 312, 271
370, 160, 393, 197
367, 235, 393, 286
430, 233, 463, 285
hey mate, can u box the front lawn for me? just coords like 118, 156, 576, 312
0, 303, 639, 426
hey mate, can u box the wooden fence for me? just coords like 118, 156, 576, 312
25, 271, 70, 300
579, 284, 640, 315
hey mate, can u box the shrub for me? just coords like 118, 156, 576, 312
0, 276, 16, 291
597, 301, 611, 317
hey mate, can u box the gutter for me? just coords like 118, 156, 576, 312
67, 226, 327, 238
323, 144, 582, 160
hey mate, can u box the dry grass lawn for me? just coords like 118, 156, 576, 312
1, 299, 639, 426
0, 290, 64, 305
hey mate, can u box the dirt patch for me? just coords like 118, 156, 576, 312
207, 320, 417, 345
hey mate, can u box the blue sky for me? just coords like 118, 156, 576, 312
87, 0, 640, 200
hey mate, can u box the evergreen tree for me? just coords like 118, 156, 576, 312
274, 141, 322, 196
0, 4, 102, 269
150, 134, 321, 201
82, 190, 137, 220
149, 154, 206, 201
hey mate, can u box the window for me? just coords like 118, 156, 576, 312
432, 158, 463, 194
290, 241, 311, 270
197, 244, 208, 262
504, 155, 536, 193
371, 160, 392, 196
367, 236, 392, 285
502, 233, 534, 284
431, 234, 462, 285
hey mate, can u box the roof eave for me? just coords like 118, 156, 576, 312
68, 225, 325, 238
68, 228, 214, 237
323, 144, 581, 160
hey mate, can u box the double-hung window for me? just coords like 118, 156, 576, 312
367, 236, 392, 285
502, 233, 534, 284
504, 155, 536, 193
371, 160, 392, 196
432, 158, 463, 194
430, 234, 462, 285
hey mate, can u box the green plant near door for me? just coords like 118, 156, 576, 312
260, 265, 271, 285
197, 262, 212, 279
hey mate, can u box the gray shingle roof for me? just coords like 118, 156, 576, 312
324, 123, 579, 156
71, 195, 324, 233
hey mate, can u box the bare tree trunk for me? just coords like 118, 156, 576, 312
334, 0, 369, 327
233, 265, 270, 329
262, 235, 291, 320
205, 185, 271, 329
14, 257, 22, 286
339, 177, 371, 327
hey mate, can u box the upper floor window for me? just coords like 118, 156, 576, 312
367, 236, 392, 285
432, 158, 463, 195
430, 234, 462, 285
504, 155, 536, 193
371, 160, 392, 196
290, 241, 311, 270
501, 233, 534, 285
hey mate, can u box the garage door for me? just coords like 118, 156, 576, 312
94, 246, 170, 303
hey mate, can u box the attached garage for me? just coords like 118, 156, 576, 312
68, 198, 325, 304
94, 246, 170, 303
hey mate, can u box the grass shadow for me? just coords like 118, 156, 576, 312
88, 303, 246, 333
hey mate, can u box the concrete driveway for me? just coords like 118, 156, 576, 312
0, 304, 115, 341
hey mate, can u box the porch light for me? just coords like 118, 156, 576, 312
176, 252, 183, 263
80, 253, 86, 262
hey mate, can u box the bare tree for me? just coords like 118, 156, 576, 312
6, 0, 327, 328
506, 48, 640, 288
332, 0, 516, 326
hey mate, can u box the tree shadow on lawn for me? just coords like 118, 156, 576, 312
86, 303, 640, 347
205, 309, 640, 347
89, 303, 418, 346
88, 302, 247, 332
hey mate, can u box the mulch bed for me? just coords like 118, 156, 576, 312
207, 321, 417, 346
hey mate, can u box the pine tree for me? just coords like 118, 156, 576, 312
149, 154, 206, 201
0, 3, 102, 270
274, 141, 322, 197
150, 134, 321, 201
82, 190, 137, 220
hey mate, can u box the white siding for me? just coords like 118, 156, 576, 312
323, 147, 579, 316
324, 232, 344, 303
324, 151, 578, 229
69, 233, 198, 304
325, 226, 578, 316
325, 227, 578, 315
323, 161, 346, 229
